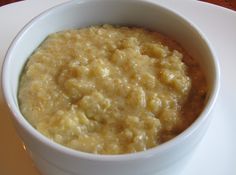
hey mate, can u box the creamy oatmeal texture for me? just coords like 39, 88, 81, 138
18, 25, 207, 154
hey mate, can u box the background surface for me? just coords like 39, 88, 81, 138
1, 0, 236, 10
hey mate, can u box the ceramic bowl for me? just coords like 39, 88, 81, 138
2, 0, 220, 175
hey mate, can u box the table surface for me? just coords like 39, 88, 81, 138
1, 0, 236, 11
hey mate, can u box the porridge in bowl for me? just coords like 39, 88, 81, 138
18, 24, 207, 154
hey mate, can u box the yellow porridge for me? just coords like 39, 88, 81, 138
18, 25, 207, 154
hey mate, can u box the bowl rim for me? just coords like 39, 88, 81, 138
1, 0, 220, 161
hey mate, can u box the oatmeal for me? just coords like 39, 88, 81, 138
18, 24, 207, 154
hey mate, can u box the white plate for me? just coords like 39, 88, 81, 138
0, 0, 235, 174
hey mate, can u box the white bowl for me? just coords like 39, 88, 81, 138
1, 0, 220, 175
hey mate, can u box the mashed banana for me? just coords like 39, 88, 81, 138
18, 25, 207, 154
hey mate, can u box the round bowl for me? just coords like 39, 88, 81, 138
1, 0, 220, 175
